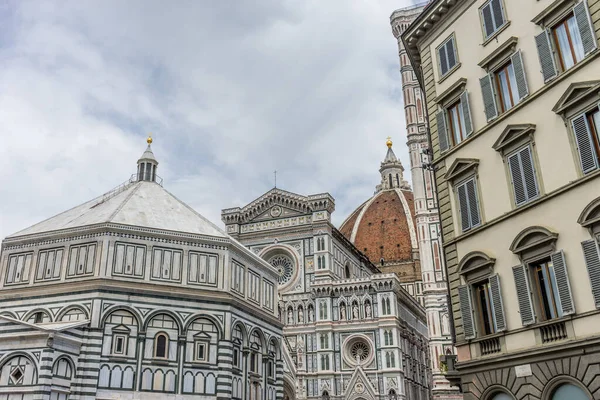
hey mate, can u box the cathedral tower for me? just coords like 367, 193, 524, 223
391, 3, 462, 399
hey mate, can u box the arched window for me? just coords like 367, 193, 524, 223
322, 390, 330, 400
0, 355, 37, 386
389, 389, 398, 400
389, 174, 393, 188
154, 333, 168, 358
396, 174, 400, 187
344, 264, 351, 278
551, 384, 590, 400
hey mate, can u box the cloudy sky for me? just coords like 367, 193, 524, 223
0, 0, 419, 239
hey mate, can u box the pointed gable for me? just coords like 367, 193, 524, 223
445, 158, 480, 182
553, 80, 600, 115
492, 124, 536, 153
221, 188, 335, 225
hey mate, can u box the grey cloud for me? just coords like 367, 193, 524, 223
0, 0, 414, 239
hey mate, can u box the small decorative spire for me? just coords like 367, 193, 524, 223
386, 136, 393, 148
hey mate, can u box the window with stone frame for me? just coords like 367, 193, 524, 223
231, 260, 245, 295
510, 227, 575, 327
479, 49, 529, 122
446, 158, 483, 234
154, 332, 169, 358
436, 34, 459, 78
534, 1, 597, 82
479, 0, 507, 41
457, 252, 507, 340
436, 80, 474, 153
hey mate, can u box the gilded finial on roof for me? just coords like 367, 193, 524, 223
386, 136, 393, 148
147, 133, 153, 145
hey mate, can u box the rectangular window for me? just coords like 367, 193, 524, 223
475, 281, 497, 335
437, 35, 458, 77
531, 258, 563, 321
447, 101, 466, 146
195, 342, 208, 362
233, 348, 239, 368
113, 334, 127, 355
437, 91, 473, 153
231, 261, 245, 295
495, 62, 518, 112
507, 145, 540, 206
263, 280, 274, 310
247, 271, 261, 304
481, 0, 506, 39
456, 178, 481, 232
552, 14, 585, 71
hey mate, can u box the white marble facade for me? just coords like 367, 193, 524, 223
223, 188, 432, 400
0, 143, 283, 400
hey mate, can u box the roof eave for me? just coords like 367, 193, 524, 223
401, 0, 463, 79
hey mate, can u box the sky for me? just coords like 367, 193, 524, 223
0, 0, 419, 240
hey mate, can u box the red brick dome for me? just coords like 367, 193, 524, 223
340, 142, 420, 282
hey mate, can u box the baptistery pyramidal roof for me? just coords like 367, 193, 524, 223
8, 137, 226, 240
339, 138, 420, 282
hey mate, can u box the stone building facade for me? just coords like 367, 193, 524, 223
0, 140, 283, 400
403, 0, 600, 399
390, 3, 462, 400
223, 188, 432, 400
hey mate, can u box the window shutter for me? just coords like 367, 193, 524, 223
488, 274, 507, 331
458, 285, 476, 339
574, 1, 597, 55
512, 265, 535, 325
508, 152, 527, 205
465, 179, 481, 227
457, 183, 471, 232
491, 0, 505, 30
438, 45, 449, 76
535, 30, 558, 82
582, 239, 600, 308
479, 74, 498, 121
550, 251, 575, 315
519, 146, 539, 200
436, 110, 449, 153
571, 113, 599, 174
511, 50, 529, 100
482, 4, 495, 38
460, 91, 474, 136
446, 39, 457, 71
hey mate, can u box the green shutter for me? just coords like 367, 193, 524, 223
519, 146, 539, 201
512, 265, 535, 325
479, 74, 498, 121
436, 110, 449, 153
511, 50, 529, 100
458, 285, 476, 339
574, 1, 597, 55
457, 183, 471, 232
572, 113, 599, 174
465, 179, 481, 227
508, 152, 527, 205
550, 250, 575, 315
460, 91, 473, 136
535, 30, 558, 82
488, 274, 506, 331
582, 239, 600, 308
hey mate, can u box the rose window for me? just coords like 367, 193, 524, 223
343, 335, 374, 366
350, 341, 370, 362
269, 255, 295, 285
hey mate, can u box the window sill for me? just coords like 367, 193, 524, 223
437, 63, 462, 85
481, 21, 511, 47
107, 356, 135, 362
148, 358, 171, 365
